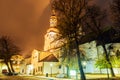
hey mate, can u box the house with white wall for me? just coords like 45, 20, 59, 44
26, 49, 60, 76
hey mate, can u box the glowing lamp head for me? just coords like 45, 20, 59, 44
50, 63, 53, 67
82, 61, 87, 66
70, 70, 76, 76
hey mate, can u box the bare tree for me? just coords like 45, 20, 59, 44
82, 5, 115, 77
52, 0, 89, 79
0, 36, 20, 74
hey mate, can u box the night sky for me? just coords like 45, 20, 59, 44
0, 0, 111, 57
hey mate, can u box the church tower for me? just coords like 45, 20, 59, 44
50, 10, 57, 27
44, 10, 59, 52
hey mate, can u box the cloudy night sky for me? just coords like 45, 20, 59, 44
0, 0, 111, 57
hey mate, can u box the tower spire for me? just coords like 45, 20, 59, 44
50, 9, 57, 27
52, 9, 55, 16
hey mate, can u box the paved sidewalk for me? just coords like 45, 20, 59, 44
35, 74, 120, 80
36, 76, 73, 80
1, 73, 120, 80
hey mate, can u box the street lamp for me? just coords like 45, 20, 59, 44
82, 61, 87, 73
50, 63, 53, 77
82, 61, 86, 68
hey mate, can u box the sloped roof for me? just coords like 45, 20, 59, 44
39, 54, 59, 62
39, 51, 52, 61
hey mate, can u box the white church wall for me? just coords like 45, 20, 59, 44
43, 62, 59, 75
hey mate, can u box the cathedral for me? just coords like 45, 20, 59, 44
23, 10, 62, 75
44, 10, 60, 52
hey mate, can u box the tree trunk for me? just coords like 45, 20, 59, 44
9, 60, 15, 72
75, 39, 86, 80
102, 44, 115, 77
5, 61, 11, 73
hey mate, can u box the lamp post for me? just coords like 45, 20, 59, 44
82, 61, 87, 73
50, 63, 53, 77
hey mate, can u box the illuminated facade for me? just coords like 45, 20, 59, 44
0, 60, 7, 74
22, 11, 60, 75
44, 10, 59, 52
17, 10, 61, 75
